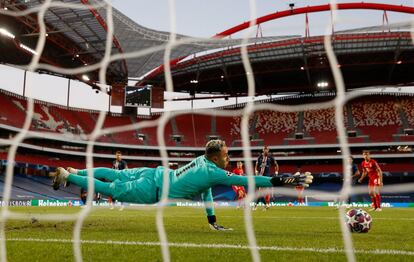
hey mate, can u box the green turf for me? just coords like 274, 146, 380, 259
3, 206, 414, 261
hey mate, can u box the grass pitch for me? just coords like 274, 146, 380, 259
4, 206, 414, 261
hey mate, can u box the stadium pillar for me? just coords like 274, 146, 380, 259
22, 71, 27, 97
108, 94, 111, 112
67, 79, 71, 107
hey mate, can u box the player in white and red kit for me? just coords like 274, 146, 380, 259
358, 151, 383, 211
295, 184, 305, 205
232, 161, 246, 208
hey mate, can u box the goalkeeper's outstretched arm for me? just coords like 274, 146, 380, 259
209, 168, 313, 188
205, 168, 312, 231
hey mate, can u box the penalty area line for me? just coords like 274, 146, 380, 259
3, 238, 414, 256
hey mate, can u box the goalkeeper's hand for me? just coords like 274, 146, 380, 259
270, 172, 313, 188
207, 215, 233, 231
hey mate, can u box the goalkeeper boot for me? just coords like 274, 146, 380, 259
52, 167, 69, 190
209, 223, 233, 231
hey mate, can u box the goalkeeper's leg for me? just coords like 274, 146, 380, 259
71, 168, 121, 182
71, 167, 150, 182
53, 167, 158, 204
67, 175, 116, 197
53, 168, 117, 196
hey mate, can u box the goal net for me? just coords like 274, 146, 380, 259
0, 1, 413, 262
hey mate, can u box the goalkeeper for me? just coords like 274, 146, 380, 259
52, 140, 313, 230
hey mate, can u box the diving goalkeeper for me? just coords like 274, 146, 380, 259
52, 140, 313, 230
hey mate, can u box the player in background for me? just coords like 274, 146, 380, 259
348, 156, 360, 204
111, 151, 128, 210
113, 151, 128, 170
295, 185, 305, 205
231, 161, 246, 209
293, 167, 305, 206
358, 151, 383, 211
52, 140, 312, 230
334, 156, 360, 208
253, 145, 279, 210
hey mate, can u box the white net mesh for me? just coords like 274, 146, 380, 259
0, 1, 414, 262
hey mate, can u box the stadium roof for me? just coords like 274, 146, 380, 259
1, 1, 413, 96
140, 31, 414, 95
0, 0, 127, 85
336, 21, 414, 34
0, 0, 296, 87
94, 1, 298, 79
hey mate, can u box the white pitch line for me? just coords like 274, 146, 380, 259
108, 213, 414, 221
3, 238, 414, 256
219, 216, 414, 221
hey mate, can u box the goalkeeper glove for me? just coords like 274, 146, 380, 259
207, 215, 233, 231
270, 172, 313, 187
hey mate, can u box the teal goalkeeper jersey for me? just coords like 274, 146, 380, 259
77, 156, 272, 215
153, 155, 273, 216
71, 156, 274, 216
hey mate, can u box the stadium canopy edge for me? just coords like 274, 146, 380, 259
215, 3, 414, 38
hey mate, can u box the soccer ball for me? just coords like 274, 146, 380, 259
345, 209, 372, 233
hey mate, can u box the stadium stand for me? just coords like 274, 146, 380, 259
192, 114, 212, 147
0, 152, 109, 169
170, 115, 194, 147
303, 108, 341, 144
397, 97, 414, 142
352, 98, 402, 142
0, 91, 26, 129
256, 111, 298, 145
217, 116, 242, 146
0, 172, 81, 201
102, 114, 136, 144
1, 90, 414, 146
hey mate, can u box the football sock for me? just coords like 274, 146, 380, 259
370, 195, 377, 209
265, 195, 270, 204
376, 194, 381, 209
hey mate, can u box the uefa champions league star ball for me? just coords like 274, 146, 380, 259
345, 209, 372, 233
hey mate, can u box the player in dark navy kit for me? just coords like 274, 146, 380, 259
334, 156, 360, 208
113, 151, 128, 170
348, 156, 360, 204
111, 151, 128, 209
253, 146, 279, 210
